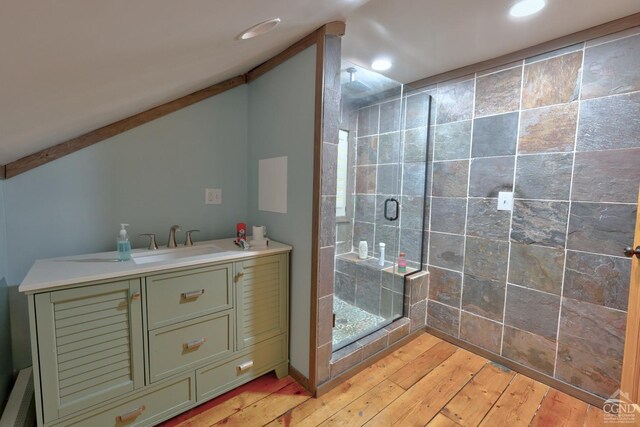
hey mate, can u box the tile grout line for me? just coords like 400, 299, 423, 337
459, 308, 503, 326
586, 28, 640, 48
501, 59, 527, 355
524, 45, 585, 66
523, 86, 640, 113
476, 61, 524, 79
506, 281, 565, 299
553, 45, 586, 378
431, 145, 640, 169
457, 74, 477, 339
428, 194, 638, 207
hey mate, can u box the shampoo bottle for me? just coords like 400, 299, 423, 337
117, 224, 132, 261
397, 252, 407, 273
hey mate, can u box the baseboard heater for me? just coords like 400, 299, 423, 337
0, 367, 35, 427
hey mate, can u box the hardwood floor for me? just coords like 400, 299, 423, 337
160, 332, 607, 426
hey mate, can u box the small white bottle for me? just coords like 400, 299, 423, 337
117, 224, 132, 262
379, 242, 386, 266
358, 240, 368, 259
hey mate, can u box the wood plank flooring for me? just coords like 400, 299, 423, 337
160, 332, 607, 427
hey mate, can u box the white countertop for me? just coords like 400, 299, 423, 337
19, 238, 292, 294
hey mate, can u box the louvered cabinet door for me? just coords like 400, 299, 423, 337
235, 254, 288, 350
34, 279, 144, 423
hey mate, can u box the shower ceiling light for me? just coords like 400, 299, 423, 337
509, 0, 546, 17
238, 18, 281, 40
371, 58, 392, 71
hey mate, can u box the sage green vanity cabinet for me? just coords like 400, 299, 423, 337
235, 254, 288, 350
33, 279, 144, 424
145, 263, 234, 330
26, 246, 290, 427
148, 310, 234, 382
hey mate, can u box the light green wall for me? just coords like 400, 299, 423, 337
0, 181, 13, 408
2, 47, 317, 380
247, 46, 316, 378
4, 85, 249, 369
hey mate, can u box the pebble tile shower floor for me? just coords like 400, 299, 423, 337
332, 296, 385, 348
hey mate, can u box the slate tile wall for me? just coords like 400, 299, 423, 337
424, 28, 640, 399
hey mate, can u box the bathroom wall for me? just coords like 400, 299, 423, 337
0, 181, 12, 408
247, 46, 317, 378
3, 86, 250, 369
423, 28, 640, 399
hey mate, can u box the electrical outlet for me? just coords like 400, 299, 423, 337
205, 188, 222, 205
497, 191, 513, 211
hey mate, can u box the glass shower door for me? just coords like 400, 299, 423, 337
332, 61, 409, 351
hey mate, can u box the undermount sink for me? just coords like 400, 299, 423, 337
132, 244, 225, 265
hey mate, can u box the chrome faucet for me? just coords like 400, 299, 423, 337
167, 225, 181, 248
184, 230, 200, 247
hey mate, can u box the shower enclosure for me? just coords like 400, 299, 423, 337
332, 61, 430, 351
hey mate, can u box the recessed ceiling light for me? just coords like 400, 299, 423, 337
371, 58, 392, 71
509, 0, 546, 17
238, 18, 281, 40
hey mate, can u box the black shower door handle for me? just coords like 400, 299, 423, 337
384, 198, 400, 221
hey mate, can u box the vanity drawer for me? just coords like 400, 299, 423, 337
196, 333, 287, 401
146, 263, 233, 329
148, 311, 233, 382
62, 374, 194, 426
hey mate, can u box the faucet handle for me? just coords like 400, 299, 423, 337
139, 234, 158, 250
185, 230, 200, 247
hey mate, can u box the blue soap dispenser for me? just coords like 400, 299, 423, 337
117, 224, 132, 261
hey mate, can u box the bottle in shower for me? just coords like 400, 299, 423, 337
397, 252, 407, 273
379, 243, 386, 267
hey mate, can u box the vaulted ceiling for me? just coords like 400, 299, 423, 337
1, 0, 639, 166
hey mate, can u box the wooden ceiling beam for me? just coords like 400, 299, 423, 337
1, 21, 345, 180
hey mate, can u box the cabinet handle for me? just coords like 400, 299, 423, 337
235, 272, 244, 283
131, 292, 141, 301
116, 405, 146, 422
237, 360, 254, 373
181, 289, 205, 300
183, 337, 206, 350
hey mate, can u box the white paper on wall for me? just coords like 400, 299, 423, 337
258, 156, 287, 213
